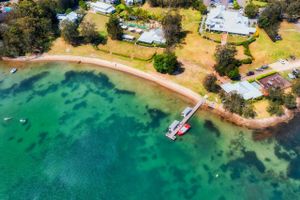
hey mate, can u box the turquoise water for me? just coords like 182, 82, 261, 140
0, 61, 300, 199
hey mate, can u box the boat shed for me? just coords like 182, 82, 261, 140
221, 81, 263, 100
90, 1, 116, 14
181, 107, 193, 117
168, 120, 180, 132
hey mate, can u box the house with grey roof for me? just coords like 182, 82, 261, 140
57, 12, 79, 23
204, 0, 246, 7
221, 81, 263, 100
137, 29, 166, 45
205, 5, 256, 35
89, 1, 116, 14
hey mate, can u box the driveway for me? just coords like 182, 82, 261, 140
242, 59, 300, 81
269, 59, 300, 72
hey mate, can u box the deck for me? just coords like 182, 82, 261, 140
165, 99, 205, 141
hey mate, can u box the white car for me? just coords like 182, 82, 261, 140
279, 59, 287, 65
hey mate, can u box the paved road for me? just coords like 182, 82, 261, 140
242, 59, 300, 81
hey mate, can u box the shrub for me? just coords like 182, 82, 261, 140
241, 58, 252, 64
243, 104, 257, 118
292, 79, 300, 97
267, 101, 284, 116
255, 71, 277, 80
203, 74, 220, 93
284, 93, 297, 109
153, 52, 178, 74
268, 87, 284, 104
244, 3, 259, 19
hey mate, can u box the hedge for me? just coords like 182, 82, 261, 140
241, 58, 253, 64
255, 71, 277, 80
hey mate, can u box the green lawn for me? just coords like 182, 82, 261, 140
83, 12, 109, 34
252, 0, 268, 7
240, 22, 300, 73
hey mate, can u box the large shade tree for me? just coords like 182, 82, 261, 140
161, 10, 182, 47
106, 15, 123, 40
1, 0, 58, 57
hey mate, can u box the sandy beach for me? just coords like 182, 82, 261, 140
1, 54, 297, 129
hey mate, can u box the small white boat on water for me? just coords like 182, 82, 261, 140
10, 68, 17, 74
3, 117, 12, 121
19, 118, 27, 124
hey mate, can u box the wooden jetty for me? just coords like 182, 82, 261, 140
166, 99, 205, 141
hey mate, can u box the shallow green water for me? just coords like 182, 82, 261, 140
0, 62, 299, 200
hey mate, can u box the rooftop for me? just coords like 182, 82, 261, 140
57, 12, 78, 22
221, 81, 263, 100
258, 73, 292, 90
205, 5, 256, 35
137, 29, 166, 44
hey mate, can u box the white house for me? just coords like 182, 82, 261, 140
89, 1, 116, 14
205, 5, 256, 35
137, 29, 166, 45
56, 12, 79, 23
125, 0, 143, 6
220, 81, 263, 100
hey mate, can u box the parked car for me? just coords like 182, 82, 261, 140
292, 68, 300, 77
255, 68, 264, 72
261, 65, 269, 69
278, 59, 287, 64
288, 73, 296, 79
275, 35, 282, 41
246, 71, 255, 76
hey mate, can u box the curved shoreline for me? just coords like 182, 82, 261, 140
1, 54, 296, 129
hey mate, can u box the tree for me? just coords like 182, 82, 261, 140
61, 20, 79, 45
268, 87, 284, 104
292, 79, 300, 96
215, 45, 237, 69
233, 0, 240, 10
284, 93, 297, 109
222, 92, 245, 115
244, 3, 259, 19
2, 0, 57, 56
106, 15, 123, 40
243, 104, 257, 118
267, 101, 284, 116
203, 74, 220, 93
258, 1, 283, 41
80, 21, 101, 44
56, 0, 79, 12
198, 0, 207, 15
214, 45, 241, 80
79, 0, 88, 10
286, 0, 300, 22
153, 52, 178, 74
161, 10, 182, 47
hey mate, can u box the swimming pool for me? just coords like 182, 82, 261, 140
4, 7, 12, 12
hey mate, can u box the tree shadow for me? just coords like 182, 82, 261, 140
172, 61, 185, 75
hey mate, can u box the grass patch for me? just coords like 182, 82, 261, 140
240, 22, 300, 72
252, 0, 268, 8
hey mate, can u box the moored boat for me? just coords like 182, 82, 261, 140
3, 117, 12, 121
177, 123, 191, 136
19, 118, 27, 124
10, 68, 17, 74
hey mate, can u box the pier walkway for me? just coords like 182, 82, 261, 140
166, 99, 205, 141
